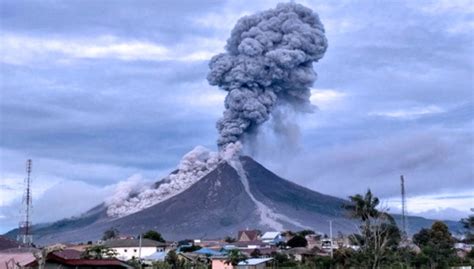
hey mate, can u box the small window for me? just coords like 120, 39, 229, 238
134, 249, 137, 252
124, 249, 127, 252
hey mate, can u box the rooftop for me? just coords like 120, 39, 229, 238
261, 232, 281, 240
103, 238, 166, 248
238, 258, 273, 265
0, 236, 25, 251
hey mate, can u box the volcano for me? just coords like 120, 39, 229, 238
4, 155, 460, 244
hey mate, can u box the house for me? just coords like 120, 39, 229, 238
237, 230, 259, 242
143, 251, 167, 263
0, 249, 132, 269
103, 238, 167, 261
24, 249, 133, 268
236, 258, 274, 269
282, 247, 327, 262
193, 248, 223, 256
0, 247, 37, 269
260, 232, 283, 245
177, 252, 210, 264
233, 240, 268, 250
211, 257, 274, 269
211, 256, 233, 269
0, 236, 26, 251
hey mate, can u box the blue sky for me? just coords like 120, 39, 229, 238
0, 0, 473, 233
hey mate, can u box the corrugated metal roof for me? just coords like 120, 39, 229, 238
193, 248, 222, 256
261, 232, 280, 240
238, 258, 273, 265
143, 251, 167, 261
0, 236, 24, 251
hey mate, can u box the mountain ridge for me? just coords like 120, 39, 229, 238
4, 156, 462, 244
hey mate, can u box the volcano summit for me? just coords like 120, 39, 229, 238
6, 145, 452, 244
10, 146, 356, 244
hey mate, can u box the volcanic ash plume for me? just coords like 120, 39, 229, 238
106, 144, 241, 217
207, 2, 328, 148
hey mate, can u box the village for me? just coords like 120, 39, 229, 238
1, 224, 473, 269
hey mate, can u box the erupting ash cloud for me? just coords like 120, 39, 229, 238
208, 2, 328, 148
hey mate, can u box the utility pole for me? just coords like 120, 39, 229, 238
138, 234, 142, 269
329, 220, 333, 258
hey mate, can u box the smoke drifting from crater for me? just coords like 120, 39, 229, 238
207, 2, 328, 148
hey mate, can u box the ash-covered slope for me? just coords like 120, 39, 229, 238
4, 156, 461, 244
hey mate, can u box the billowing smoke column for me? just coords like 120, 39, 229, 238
208, 2, 328, 148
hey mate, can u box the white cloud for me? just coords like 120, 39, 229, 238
0, 175, 58, 207
31, 179, 111, 223
369, 105, 444, 119
385, 191, 473, 220
0, 34, 224, 65
310, 88, 347, 110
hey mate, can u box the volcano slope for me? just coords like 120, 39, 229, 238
5, 156, 461, 244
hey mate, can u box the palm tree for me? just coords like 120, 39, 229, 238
344, 189, 380, 224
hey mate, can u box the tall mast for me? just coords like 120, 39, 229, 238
18, 159, 33, 246
400, 175, 407, 237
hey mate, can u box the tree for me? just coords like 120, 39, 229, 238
270, 252, 298, 267
344, 190, 401, 269
102, 227, 119, 241
165, 250, 181, 269
413, 221, 456, 268
460, 210, 474, 243
225, 249, 247, 266
33, 245, 64, 269
81, 245, 117, 259
180, 245, 201, 252
286, 235, 308, 248
344, 189, 380, 225
297, 230, 315, 237
250, 248, 261, 258
306, 255, 332, 268
224, 236, 236, 243
143, 230, 166, 243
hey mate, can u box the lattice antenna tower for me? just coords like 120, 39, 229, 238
400, 175, 408, 237
18, 159, 33, 245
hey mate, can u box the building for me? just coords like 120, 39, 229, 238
0, 249, 132, 269
237, 230, 259, 242
260, 232, 283, 245
211, 257, 274, 269
236, 258, 274, 269
211, 256, 232, 269
0, 248, 37, 269
103, 238, 167, 261
0, 236, 25, 251
232, 240, 268, 250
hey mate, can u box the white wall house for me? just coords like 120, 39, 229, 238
104, 238, 167, 261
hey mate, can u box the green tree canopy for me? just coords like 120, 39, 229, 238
225, 249, 247, 266
286, 235, 308, 248
102, 227, 119, 241
460, 211, 474, 243
413, 221, 456, 268
142, 230, 165, 243
297, 230, 315, 237
344, 189, 380, 222
81, 245, 117, 259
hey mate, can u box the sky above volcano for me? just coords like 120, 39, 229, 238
1, 0, 473, 233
